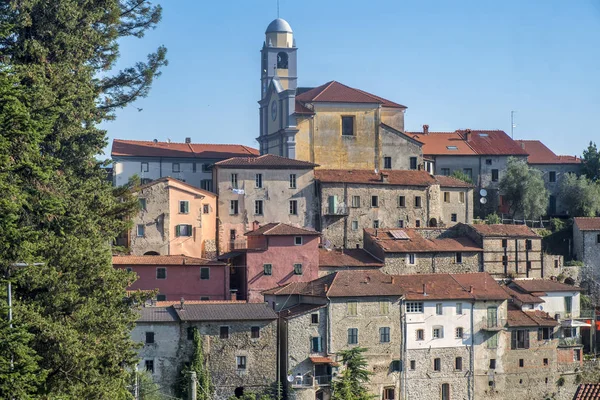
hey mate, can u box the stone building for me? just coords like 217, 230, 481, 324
315, 169, 474, 248
410, 126, 529, 217
213, 154, 318, 254
133, 302, 278, 400
515, 140, 581, 216
363, 228, 483, 275
257, 18, 423, 171
129, 177, 218, 259
318, 248, 383, 277
111, 139, 258, 191
113, 255, 230, 301
573, 217, 600, 268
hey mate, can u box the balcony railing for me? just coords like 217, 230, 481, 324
324, 206, 348, 216
479, 317, 506, 331
229, 240, 247, 252
291, 375, 332, 388
559, 336, 583, 347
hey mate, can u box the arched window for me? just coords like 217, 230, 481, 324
277, 52, 288, 69
144, 251, 160, 256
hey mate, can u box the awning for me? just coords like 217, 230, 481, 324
562, 319, 592, 328
309, 356, 339, 366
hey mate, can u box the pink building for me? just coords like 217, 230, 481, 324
220, 223, 320, 302
113, 255, 230, 301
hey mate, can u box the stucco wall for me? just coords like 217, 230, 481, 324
379, 125, 422, 171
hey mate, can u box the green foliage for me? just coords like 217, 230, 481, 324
331, 347, 374, 400
178, 328, 213, 400
134, 370, 169, 400
582, 141, 600, 181
227, 393, 276, 400
564, 260, 584, 267
485, 213, 501, 224
499, 158, 549, 219
0, 0, 167, 397
536, 228, 552, 237
550, 218, 566, 232
451, 170, 473, 184
558, 173, 600, 217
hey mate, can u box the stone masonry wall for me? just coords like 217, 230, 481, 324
482, 237, 544, 278
132, 181, 170, 255
380, 252, 481, 275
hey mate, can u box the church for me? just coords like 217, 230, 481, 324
257, 18, 424, 171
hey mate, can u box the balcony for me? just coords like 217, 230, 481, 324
559, 336, 583, 347
291, 375, 332, 388
479, 317, 506, 331
324, 206, 348, 216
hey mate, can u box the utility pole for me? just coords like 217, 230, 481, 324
188, 371, 197, 400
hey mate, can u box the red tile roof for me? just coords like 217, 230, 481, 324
435, 175, 474, 188
468, 224, 540, 238
295, 100, 315, 115
319, 248, 383, 268
575, 384, 600, 399
365, 228, 483, 253
309, 356, 339, 366
113, 255, 225, 266
400, 272, 510, 301
111, 139, 259, 159
507, 307, 559, 327
214, 154, 317, 169
574, 217, 600, 231
315, 169, 437, 186
410, 130, 528, 156
501, 285, 545, 304
245, 222, 320, 237
295, 81, 406, 109
410, 132, 477, 156
515, 140, 582, 165
510, 279, 583, 293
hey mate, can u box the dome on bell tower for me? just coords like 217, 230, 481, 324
265, 18, 293, 34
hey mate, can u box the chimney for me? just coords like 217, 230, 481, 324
180, 297, 185, 310
423, 124, 429, 135
252, 220, 260, 231
469, 285, 474, 294
391, 277, 396, 284
380, 172, 389, 183
185, 137, 191, 144
365, 276, 371, 284
422, 284, 427, 296
324, 284, 329, 292
520, 142, 525, 149
230, 289, 238, 301
465, 129, 472, 142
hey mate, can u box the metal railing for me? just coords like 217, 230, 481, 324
291, 375, 332, 388
479, 317, 506, 331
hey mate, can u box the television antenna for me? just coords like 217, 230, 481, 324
511, 111, 516, 139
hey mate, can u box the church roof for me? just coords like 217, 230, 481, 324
266, 18, 293, 34
295, 81, 406, 109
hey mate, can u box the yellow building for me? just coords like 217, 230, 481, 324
258, 19, 423, 171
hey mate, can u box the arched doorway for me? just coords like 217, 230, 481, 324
429, 218, 438, 227
234, 387, 244, 398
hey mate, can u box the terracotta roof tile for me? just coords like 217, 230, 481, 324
399, 272, 509, 301
501, 285, 545, 304
410, 132, 477, 156
515, 140, 582, 165
435, 175, 475, 188
365, 228, 483, 253
574, 217, 600, 231
575, 384, 600, 399
113, 255, 225, 266
295, 81, 406, 108
280, 303, 326, 319
510, 279, 583, 293
111, 139, 258, 159
262, 273, 336, 297
469, 224, 540, 238
507, 307, 559, 327
315, 169, 437, 186
295, 100, 315, 115
214, 154, 317, 169
451, 273, 512, 301
325, 270, 404, 297
411, 130, 528, 156
245, 222, 320, 237
319, 248, 383, 268
309, 356, 339, 366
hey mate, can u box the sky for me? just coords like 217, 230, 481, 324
101, 0, 600, 159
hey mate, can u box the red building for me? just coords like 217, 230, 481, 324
113, 255, 230, 301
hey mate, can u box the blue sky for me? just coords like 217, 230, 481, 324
102, 0, 600, 158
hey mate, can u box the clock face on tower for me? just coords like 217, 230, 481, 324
271, 100, 278, 121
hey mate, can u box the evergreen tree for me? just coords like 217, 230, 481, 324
331, 347, 373, 400
582, 141, 600, 182
499, 158, 548, 220
0, 1, 167, 398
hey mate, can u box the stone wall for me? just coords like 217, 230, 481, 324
132, 180, 170, 255
379, 252, 481, 275
439, 187, 474, 226
380, 125, 422, 171
481, 237, 544, 279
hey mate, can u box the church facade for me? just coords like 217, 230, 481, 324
257, 19, 423, 171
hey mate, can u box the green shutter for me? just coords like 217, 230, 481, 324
175, 225, 181, 237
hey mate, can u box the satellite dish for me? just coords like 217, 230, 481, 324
287, 375, 294, 383
480, 189, 488, 197
480, 197, 488, 204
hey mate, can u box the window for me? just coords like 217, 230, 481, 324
203, 204, 210, 214
289, 200, 298, 215
526, 261, 531, 271
410, 360, 416, 370
141, 178, 152, 185
574, 349, 581, 361
455, 252, 464, 264
371, 196, 379, 208
156, 268, 166, 280
341, 116, 354, 136
145, 359, 154, 373
171, 163, 180, 173
441, 168, 450, 176
543, 358, 548, 366
436, 303, 443, 315
175, 224, 193, 237
254, 200, 263, 215
380, 327, 390, 343
414, 196, 422, 208
311, 313, 319, 324
230, 200, 239, 215
451, 213, 457, 222
492, 169, 499, 182
555, 259, 559, 268
549, 171, 556, 183
351, 220, 359, 230
236, 356, 246, 370
502, 255, 508, 266
136, 224, 145, 237
489, 359, 496, 369
289, 174, 296, 189
311, 336, 323, 352
415, 219, 421, 227
397, 220, 404, 228
526, 239, 532, 250
220, 326, 229, 339
447, 146, 458, 150
179, 200, 189, 214
373, 220, 380, 229
398, 196, 406, 207
380, 300, 390, 315
488, 333, 498, 349
255, 174, 263, 188
433, 326, 443, 339
406, 302, 423, 313
187, 327, 195, 340
459, 192, 465, 203
455, 327, 464, 339
352, 195, 361, 208
251, 326, 260, 339
463, 168, 473, 180
192, 162, 197, 173
441, 383, 450, 400
407, 253, 416, 265
597, 234, 600, 244
384, 157, 392, 169
156, 294, 166, 301
391, 361, 401, 373
263, 264, 272, 276
293, 264, 303, 275
200, 267, 210, 280
294, 236, 303, 246
519, 359, 524, 368
456, 303, 463, 315
455, 357, 463, 371
410, 157, 417, 170
416, 329, 425, 341
565, 296, 573, 315
202, 164, 212, 172
444, 192, 450, 203
486, 159, 492, 165
231, 173, 238, 189
347, 301, 358, 316
502, 239, 508, 248
433, 358, 441, 371
348, 328, 358, 345
200, 179, 212, 192
511, 329, 530, 349
139, 198, 147, 211
141, 162, 149, 173
145, 332, 154, 344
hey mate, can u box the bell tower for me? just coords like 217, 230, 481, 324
261, 18, 297, 97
